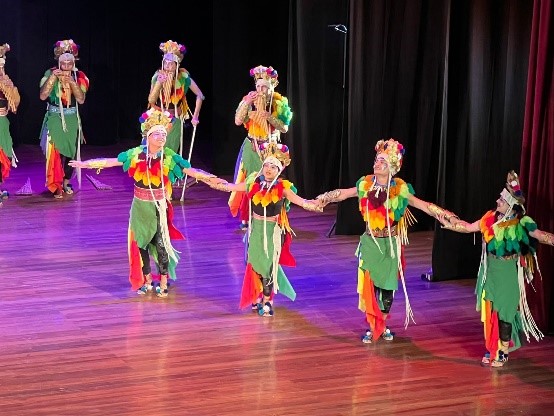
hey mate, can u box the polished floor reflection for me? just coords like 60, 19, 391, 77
1, 144, 553, 416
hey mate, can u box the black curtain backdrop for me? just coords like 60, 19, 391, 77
334, 0, 452, 235
431, 0, 533, 280
286, 0, 348, 197
0, 0, 214, 163
212, 0, 289, 175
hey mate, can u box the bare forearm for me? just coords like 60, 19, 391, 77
317, 187, 357, 205
189, 80, 205, 120
87, 158, 121, 169
285, 190, 322, 212
210, 180, 244, 193
530, 229, 554, 246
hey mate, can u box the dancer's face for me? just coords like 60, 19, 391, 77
496, 194, 510, 214
147, 130, 167, 151
262, 162, 279, 180
163, 60, 177, 72
59, 59, 74, 71
373, 154, 390, 176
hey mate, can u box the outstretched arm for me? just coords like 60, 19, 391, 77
283, 189, 323, 212
441, 219, 480, 233
530, 229, 554, 246
316, 187, 357, 207
69, 158, 122, 171
180, 167, 245, 192
408, 195, 461, 224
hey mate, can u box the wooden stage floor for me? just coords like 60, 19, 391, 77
1, 144, 553, 415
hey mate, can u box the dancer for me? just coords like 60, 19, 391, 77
69, 109, 215, 298
208, 141, 321, 316
229, 65, 293, 229
443, 171, 554, 367
0, 43, 20, 207
39, 39, 89, 198
316, 138, 458, 343
147, 40, 204, 155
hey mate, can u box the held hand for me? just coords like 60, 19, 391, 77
315, 194, 329, 208
302, 199, 324, 213
191, 116, 199, 126
0, 108, 7, 117
441, 219, 469, 233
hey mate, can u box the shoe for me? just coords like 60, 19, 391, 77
361, 327, 394, 343
156, 285, 169, 298
0, 190, 9, 200
137, 283, 153, 295
481, 352, 491, 365
239, 222, 248, 231
63, 183, 74, 195
491, 351, 509, 368
362, 329, 372, 344
259, 302, 274, 317
53, 189, 63, 199
381, 327, 394, 341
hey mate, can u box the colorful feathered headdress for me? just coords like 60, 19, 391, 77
259, 141, 290, 171
159, 40, 186, 63
0, 43, 10, 59
139, 108, 174, 137
375, 138, 405, 175
250, 65, 279, 89
54, 39, 79, 60
501, 170, 526, 214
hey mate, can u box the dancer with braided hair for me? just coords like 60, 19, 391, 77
70, 109, 216, 298
443, 171, 554, 367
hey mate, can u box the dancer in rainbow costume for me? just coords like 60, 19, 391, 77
209, 141, 321, 316
316, 138, 458, 343
443, 171, 554, 367
229, 65, 293, 229
69, 109, 215, 297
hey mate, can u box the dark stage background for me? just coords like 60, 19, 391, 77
1, 0, 552, 330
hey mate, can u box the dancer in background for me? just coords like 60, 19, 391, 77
39, 39, 89, 199
147, 40, 204, 156
230, 65, 292, 230
0, 43, 21, 207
